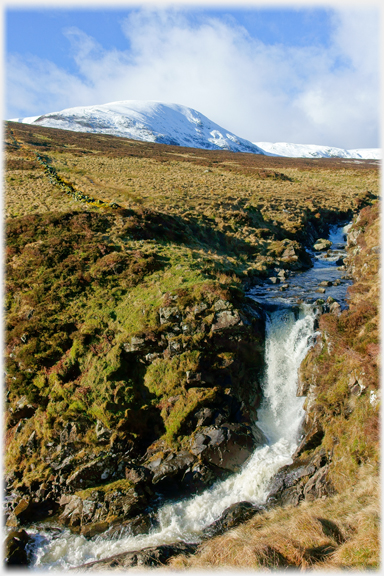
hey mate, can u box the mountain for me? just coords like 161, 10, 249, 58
13, 100, 265, 155
253, 141, 381, 160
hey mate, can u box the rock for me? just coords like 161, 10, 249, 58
212, 310, 242, 331
194, 422, 264, 472
319, 280, 333, 287
329, 302, 341, 316
60, 422, 78, 445
269, 277, 280, 284
186, 371, 202, 384
95, 421, 112, 443
194, 407, 215, 427
72, 542, 199, 571
293, 422, 324, 458
150, 451, 195, 485
313, 239, 332, 251
193, 302, 208, 316
80, 521, 110, 539
159, 306, 180, 325
303, 465, 334, 501
59, 481, 148, 528
100, 514, 154, 540
266, 448, 332, 508
316, 287, 326, 294
202, 501, 263, 539
66, 455, 116, 490
8, 396, 36, 426
213, 299, 232, 311
4, 529, 32, 566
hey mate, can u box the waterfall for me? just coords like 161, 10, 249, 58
30, 303, 317, 570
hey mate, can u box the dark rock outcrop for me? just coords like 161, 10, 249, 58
71, 542, 199, 571
202, 501, 263, 539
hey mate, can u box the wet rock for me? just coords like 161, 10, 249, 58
313, 239, 332, 251
100, 514, 154, 540
150, 451, 195, 485
73, 542, 199, 570
4, 529, 32, 566
269, 277, 280, 284
194, 422, 265, 472
59, 481, 148, 528
316, 287, 326, 294
319, 280, 333, 287
267, 449, 332, 508
202, 501, 263, 539
80, 521, 110, 539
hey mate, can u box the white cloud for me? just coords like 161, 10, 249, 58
6, 7, 380, 148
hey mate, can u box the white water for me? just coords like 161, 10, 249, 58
30, 304, 316, 570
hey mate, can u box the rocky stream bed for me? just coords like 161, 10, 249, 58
5, 221, 355, 569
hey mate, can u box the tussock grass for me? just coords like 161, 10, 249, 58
169, 466, 379, 570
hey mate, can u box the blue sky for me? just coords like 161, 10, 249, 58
5, 5, 380, 148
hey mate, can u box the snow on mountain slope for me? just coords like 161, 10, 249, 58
254, 141, 381, 160
13, 100, 265, 155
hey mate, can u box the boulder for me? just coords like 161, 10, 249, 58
4, 529, 32, 566
72, 543, 198, 571
192, 422, 265, 472
212, 310, 242, 331
202, 501, 263, 539
313, 239, 332, 251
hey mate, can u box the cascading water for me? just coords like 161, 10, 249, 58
29, 304, 317, 570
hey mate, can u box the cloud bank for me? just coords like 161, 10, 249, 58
6, 8, 380, 149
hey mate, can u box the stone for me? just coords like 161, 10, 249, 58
193, 302, 208, 316
213, 299, 231, 311
186, 371, 202, 384
304, 465, 334, 501
8, 396, 36, 426
293, 423, 324, 458
316, 288, 326, 294
313, 239, 332, 251
212, 310, 242, 331
269, 277, 280, 284
159, 307, 180, 325
196, 423, 263, 472
330, 302, 341, 316
72, 543, 199, 571
95, 421, 112, 443
4, 529, 32, 566
202, 501, 263, 539
319, 280, 333, 287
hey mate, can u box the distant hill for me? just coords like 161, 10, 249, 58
253, 141, 381, 160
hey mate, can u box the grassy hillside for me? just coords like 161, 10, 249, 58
4, 121, 380, 563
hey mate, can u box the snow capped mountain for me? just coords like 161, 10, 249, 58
253, 141, 381, 160
12, 100, 380, 160
13, 100, 265, 155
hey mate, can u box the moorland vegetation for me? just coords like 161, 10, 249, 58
3, 121, 380, 569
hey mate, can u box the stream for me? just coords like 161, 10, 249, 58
25, 222, 352, 570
